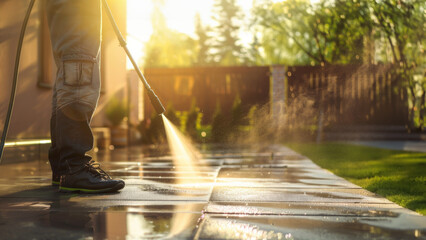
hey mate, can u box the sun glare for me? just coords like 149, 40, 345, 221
126, 0, 152, 68
126, 0, 214, 68
126, 0, 322, 69
126, 0, 254, 68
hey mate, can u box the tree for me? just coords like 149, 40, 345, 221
144, 31, 197, 67
194, 13, 213, 66
144, 0, 197, 67
369, 0, 425, 131
211, 0, 244, 65
253, 0, 371, 65
243, 32, 263, 65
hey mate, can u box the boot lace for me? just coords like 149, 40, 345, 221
85, 160, 111, 179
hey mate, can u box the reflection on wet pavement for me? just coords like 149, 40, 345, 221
198, 215, 425, 240
0, 145, 425, 239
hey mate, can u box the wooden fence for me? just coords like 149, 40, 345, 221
144, 64, 408, 127
286, 64, 408, 126
144, 66, 271, 123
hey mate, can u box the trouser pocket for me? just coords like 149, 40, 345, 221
63, 61, 94, 86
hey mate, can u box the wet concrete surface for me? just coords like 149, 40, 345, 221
0, 144, 425, 239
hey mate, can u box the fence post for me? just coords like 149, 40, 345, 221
270, 65, 286, 118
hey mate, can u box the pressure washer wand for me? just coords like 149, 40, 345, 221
103, 0, 165, 115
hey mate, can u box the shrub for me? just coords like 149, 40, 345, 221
146, 113, 166, 144
185, 99, 201, 140
165, 103, 180, 127
211, 101, 230, 143
105, 97, 128, 126
247, 104, 258, 127
230, 94, 246, 128
137, 119, 149, 144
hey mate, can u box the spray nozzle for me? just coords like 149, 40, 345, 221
147, 88, 166, 115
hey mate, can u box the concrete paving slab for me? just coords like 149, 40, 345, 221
60, 185, 212, 202
218, 167, 344, 180
204, 202, 404, 217
0, 210, 201, 240
216, 166, 362, 189
195, 215, 425, 240
210, 187, 392, 203
216, 178, 362, 189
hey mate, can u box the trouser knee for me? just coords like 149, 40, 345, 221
55, 55, 101, 111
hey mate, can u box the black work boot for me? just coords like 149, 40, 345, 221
52, 173, 60, 186
59, 160, 125, 193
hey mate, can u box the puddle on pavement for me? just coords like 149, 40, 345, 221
122, 176, 216, 184
0, 192, 206, 239
63, 186, 210, 203
107, 204, 206, 213
102, 162, 219, 185
107, 165, 218, 172
138, 184, 210, 197
109, 170, 216, 178
0, 209, 202, 240
218, 168, 288, 179
0, 206, 423, 240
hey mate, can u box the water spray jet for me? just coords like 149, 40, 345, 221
162, 115, 201, 170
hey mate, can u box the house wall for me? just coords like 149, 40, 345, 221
0, 0, 50, 139
94, 0, 128, 127
0, 0, 127, 139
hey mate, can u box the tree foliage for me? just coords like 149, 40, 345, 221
253, 0, 425, 130
194, 14, 213, 66
253, 0, 372, 65
144, 0, 197, 67
369, 0, 425, 130
210, 0, 244, 65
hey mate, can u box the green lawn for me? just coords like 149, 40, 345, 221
286, 143, 426, 215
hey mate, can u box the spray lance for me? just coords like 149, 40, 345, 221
0, 0, 165, 164
103, 0, 165, 115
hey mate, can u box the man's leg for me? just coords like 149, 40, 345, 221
47, 0, 124, 193
48, 83, 60, 185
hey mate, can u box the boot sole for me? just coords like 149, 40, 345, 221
59, 182, 125, 194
